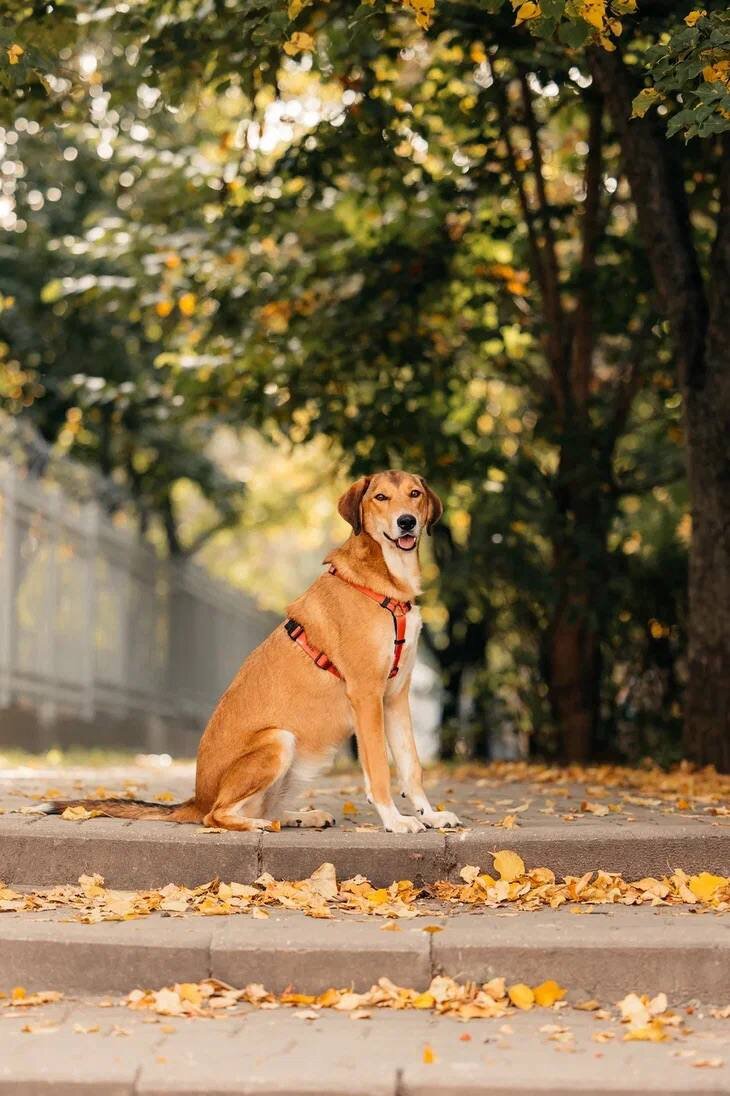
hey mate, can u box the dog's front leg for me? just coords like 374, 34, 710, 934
385, 685, 461, 829
349, 690, 425, 833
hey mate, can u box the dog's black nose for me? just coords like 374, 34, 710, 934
397, 513, 417, 532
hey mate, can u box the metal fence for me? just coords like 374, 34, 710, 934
0, 428, 277, 754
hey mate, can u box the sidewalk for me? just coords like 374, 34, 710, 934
2, 994, 729, 1094
1, 760, 728, 886
1, 759, 728, 1094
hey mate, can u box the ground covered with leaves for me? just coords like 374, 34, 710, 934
2, 757, 729, 832
1, 851, 729, 923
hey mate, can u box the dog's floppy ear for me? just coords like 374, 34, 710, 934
338, 476, 371, 535
419, 477, 443, 535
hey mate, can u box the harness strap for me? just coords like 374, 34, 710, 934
284, 566, 413, 681
284, 618, 342, 679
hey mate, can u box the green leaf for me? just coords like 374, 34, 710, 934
631, 87, 663, 118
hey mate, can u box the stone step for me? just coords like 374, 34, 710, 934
1, 812, 729, 889
1, 905, 727, 1001
1, 996, 729, 1094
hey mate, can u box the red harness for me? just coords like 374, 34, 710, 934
284, 565, 412, 681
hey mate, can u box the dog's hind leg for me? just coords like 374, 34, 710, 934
277, 749, 337, 828
203, 729, 295, 832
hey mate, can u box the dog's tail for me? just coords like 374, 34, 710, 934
39, 797, 204, 824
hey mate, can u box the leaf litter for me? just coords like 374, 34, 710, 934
1, 852, 729, 924
124, 974, 568, 1021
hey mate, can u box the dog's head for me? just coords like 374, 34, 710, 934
338, 470, 442, 552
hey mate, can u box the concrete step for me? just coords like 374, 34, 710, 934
1, 996, 729, 1094
1, 811, 729, 889
1, 905, 727, 1001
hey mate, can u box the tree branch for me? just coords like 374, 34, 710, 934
518, 69, 566, 357
183, 513, 237, 558
492, 74, 568, 415
570, 93, 604, 408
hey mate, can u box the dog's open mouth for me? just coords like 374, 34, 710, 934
386, 532, 417, 551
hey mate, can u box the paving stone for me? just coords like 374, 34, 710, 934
1, 1001, 729, 1095
0, 817, 260, 889
2, 767, 728, 889
210, 911, 431, 992
0, 1002, 160, 1095
1, 905, 728, 1002
431, 905, 730, 1001
261, 829, 450, 888
447, 819, 730, 880
138, 1009, 399, 1095
0, 914, 214, 993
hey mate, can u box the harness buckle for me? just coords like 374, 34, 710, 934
284, 618, 304, 640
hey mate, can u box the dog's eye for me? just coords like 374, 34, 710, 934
374, 493, 388, 502
409, 489, 422, 498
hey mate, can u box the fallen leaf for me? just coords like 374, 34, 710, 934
508, 983, 535, 1010
689, 873, 725, 901
533, 980, 567, 1007
492, 850, 526, 882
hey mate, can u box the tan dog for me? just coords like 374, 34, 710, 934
46, 471, 460, 834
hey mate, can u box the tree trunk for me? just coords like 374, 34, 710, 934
547, 597, 600, 763
683, 138, 730, 770
592, 54, 730, 770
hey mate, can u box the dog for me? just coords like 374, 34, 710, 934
46, 470, 461, 834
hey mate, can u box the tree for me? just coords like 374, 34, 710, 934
0, 0, 711, 763
588, 6, 729, 769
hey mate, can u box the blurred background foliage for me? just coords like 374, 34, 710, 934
1, 0, 728, 765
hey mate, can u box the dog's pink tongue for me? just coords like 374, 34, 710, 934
397, 534, 416, 550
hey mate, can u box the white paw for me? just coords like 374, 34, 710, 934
419, 809, 461, 829
385, 814, 426, 834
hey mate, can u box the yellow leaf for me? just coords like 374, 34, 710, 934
7, 44, 24, 65
252, 906, 269, 919
413, 993, 435, 1009
684, 10, 706, 26
422, 1044, 437, 1064
624, 1019, 666, 1042
178, 292, 197, 317
152, 298, 170, 320
514, 2, 541, 25
533, 980, 567, 1007
492, 850, 526, 882
288, 0, 311, 17
342, 801, 358, 816
579, 0, 606, 29
176, 983, 202, 1006
283, 32, 314, 56
281, 992, 316, 1005
422, 924, 443, 934
688, 873, 726, 901
508, 983, 535, 1010
12, 986, 27, 1001
61, 806, 97, 821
